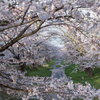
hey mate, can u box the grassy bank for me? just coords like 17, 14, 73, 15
25, 66, 52, 77
65, 64, 100, 89
25, 59, 56, 77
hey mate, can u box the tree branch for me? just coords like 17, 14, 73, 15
43, 91, 73, 94
20, 21, 44, 38
0, 18, 40, 32
0, 83, 28, 92
0, 21, 34, 52
21, 4, 31, 25
0, 72, 13, 82
0, 21, 43, 52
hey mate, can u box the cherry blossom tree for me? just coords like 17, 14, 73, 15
0, 0, 100, 99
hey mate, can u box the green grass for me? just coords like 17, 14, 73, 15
61, 60, 66, 65
73, 98, 83, 100
65, 64, 100, 89
25, 59, 55, 77
46, 59, 56, 66
55, 65, 61, 67
55, 60, 69, 67
9, 97, 21, 100
25, 66, 52, 77
73, 97, 99, 100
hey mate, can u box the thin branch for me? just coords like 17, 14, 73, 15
0, 18, 40, 32
21, 4, 31, 25
0, 73, 13, 82
0, 83, 28, 92
40, 23, 69, 29
0, 5, 73, 32
0, 21, 34, 52
43, 91, 73, 94
19, 21, 44, 39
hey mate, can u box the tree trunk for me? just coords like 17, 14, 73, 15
32, 63, 38, 70
19, 62, 26, 72
85, 67, 94, 77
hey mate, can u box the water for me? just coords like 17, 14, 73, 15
42, 59, 68, 100
51, 60, 67, 79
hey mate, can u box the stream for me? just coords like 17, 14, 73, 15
42, 59, 69, 100
51, 59, 67, 79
